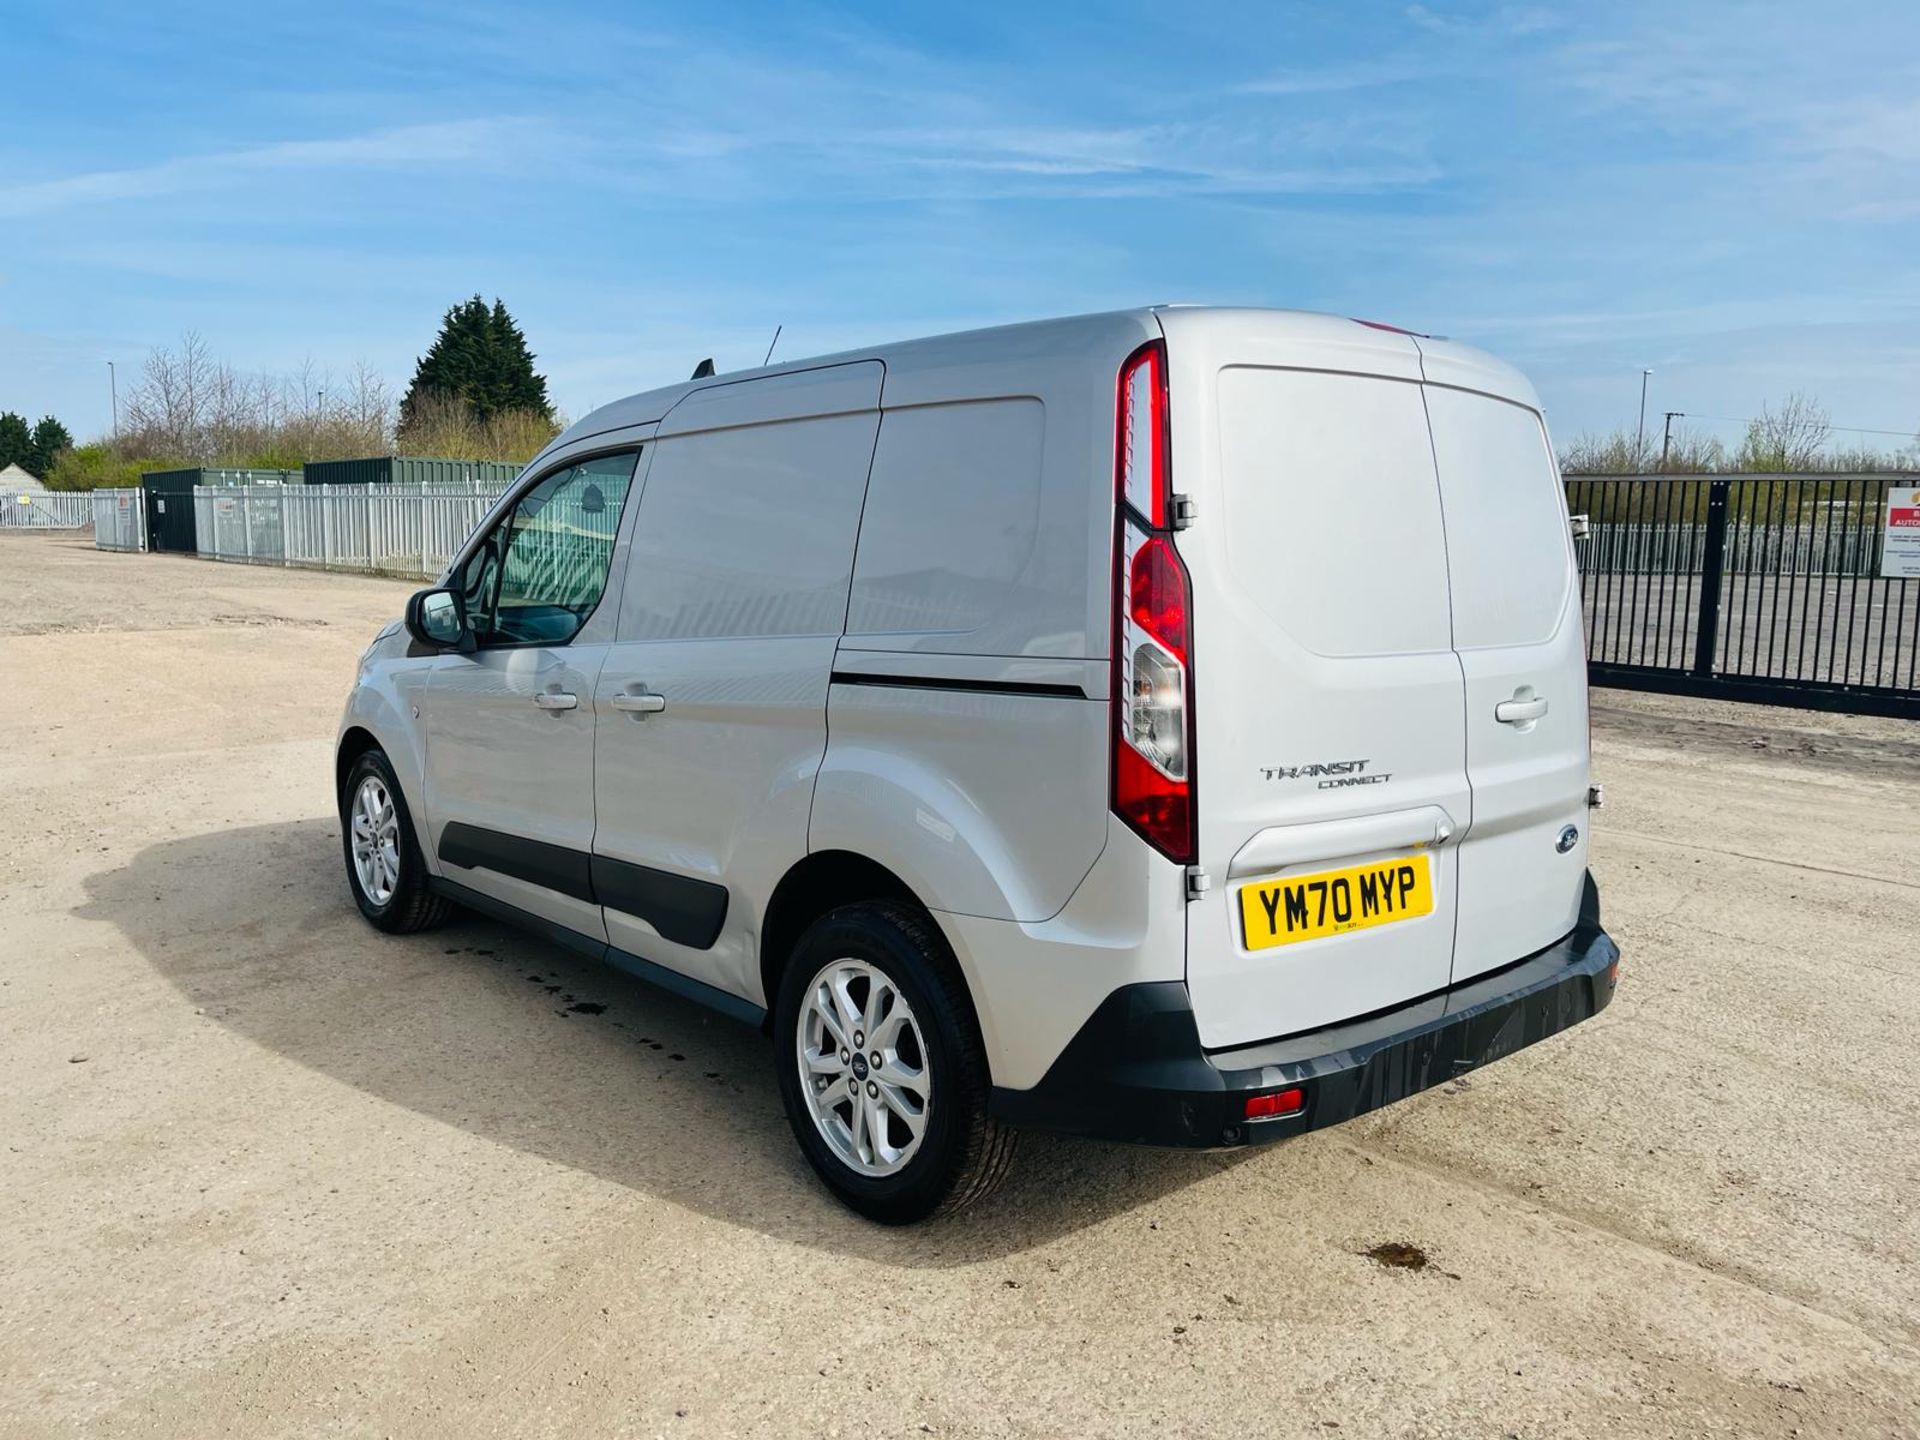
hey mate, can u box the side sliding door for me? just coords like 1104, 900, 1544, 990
592, 363, 884, 1006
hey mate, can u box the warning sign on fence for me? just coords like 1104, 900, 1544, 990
1885, 487, 1920, 579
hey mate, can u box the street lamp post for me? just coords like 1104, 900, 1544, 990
107, 361, 118, 440
1636, 369, 1652, 460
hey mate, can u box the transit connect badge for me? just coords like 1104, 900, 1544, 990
1260, 758, 1393, 789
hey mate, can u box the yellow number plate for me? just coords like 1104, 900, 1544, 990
1239, 853, 1434, 950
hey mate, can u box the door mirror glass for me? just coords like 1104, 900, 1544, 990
405, 587, 470, 650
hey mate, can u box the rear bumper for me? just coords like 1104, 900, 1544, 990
989, 872, 1619, 1149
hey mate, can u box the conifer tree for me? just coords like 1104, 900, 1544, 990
400, 296, 552, 430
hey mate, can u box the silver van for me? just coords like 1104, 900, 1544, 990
338, 307, 1619, 1223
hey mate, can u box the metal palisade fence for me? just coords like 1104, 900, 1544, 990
1566, 473, 1919, 719
2, 490, 93, 529
189, 481, 510, 579
92, 488, 148, 550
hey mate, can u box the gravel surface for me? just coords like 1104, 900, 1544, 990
3, 532, 1917, 1438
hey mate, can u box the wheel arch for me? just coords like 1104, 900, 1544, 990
335, 673, 434, 863
760, 851, 941, 1033
335, 725, 383, 803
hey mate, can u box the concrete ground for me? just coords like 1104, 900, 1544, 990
3, 532, 1917, 1439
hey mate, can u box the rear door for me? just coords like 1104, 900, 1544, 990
1417, 350, 1590, 978
1164, 313, 1470, 1051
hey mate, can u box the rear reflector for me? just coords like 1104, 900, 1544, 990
1245, 1088, 1305, 1120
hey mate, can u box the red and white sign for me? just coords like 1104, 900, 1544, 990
1885, 487, 1920, 579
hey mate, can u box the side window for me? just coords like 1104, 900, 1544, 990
461, 450, 638, 646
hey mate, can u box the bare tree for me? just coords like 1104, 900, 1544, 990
1735, 392, 1831, 472
111, 334, 395, 467
1558, 429, 1657, 474
123, 331, 218, 460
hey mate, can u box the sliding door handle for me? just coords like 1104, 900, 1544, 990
533, 691, 578, 712
610, 691, 667, 715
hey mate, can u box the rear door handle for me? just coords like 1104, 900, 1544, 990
610, 691, 667, 715
533, 691, 579, 711
1494, 695, 1549, 725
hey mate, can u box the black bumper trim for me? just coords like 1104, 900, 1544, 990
989, 872, 1619, 1149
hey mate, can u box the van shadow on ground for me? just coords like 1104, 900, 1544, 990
78, 817, 1260, 1266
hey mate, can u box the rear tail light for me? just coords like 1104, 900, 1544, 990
1112, 340, 1195, 864
1118, 341, 1169, 527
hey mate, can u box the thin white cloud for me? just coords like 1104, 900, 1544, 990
0, 120, 524, 219
612, 117, 1440, 202
1405, 4, 1562, 37
1237, 59, 1439, 96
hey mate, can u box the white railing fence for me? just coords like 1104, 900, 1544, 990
91, 489, 148, 550
190, 482, 509, 579
2, 491, 93, 529
1579, 520, 1889, 577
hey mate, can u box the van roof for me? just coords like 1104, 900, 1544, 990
545, 306, 1537, 460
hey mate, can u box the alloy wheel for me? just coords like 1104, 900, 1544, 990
796, 957, 932, 1177
349, 774, 401, 907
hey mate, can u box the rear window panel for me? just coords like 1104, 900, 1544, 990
1216, 367, 1453, 658
1423, 386, 1572, 650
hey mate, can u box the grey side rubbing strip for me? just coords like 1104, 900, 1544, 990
438, 824, 728, 951
438, 822, 595, 904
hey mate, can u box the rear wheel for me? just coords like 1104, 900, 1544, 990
774, 903, 1017, 1224
340, 749, 450, 934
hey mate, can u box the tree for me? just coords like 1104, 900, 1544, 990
399, 295, 552, 432
116, 334, 395, 467
1735, 392, 1831, 472
0, 412, 32, 473
45, 442, 155, 491
29, 416, 73, 475
124, 331, 216, 460
1557, 429, 1655, 475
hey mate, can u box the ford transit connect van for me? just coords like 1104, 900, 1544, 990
338, 307, 1619, 1224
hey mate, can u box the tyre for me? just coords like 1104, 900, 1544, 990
339, 748, 452, 934
773, 902, 1018, 1224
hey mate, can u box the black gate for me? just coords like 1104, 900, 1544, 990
140, 473, 201, 553
1565, 474, 1919, 720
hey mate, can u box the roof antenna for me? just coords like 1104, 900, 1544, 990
762, 325, 783, 367
690, 358, 715, 379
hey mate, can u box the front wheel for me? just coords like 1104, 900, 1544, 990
339, 749, 450, 934
773, 903, 1017, 1224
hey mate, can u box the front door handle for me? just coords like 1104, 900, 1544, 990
610, 691, 667, 715
533, 691, 579, 712
1494, 694, 1549, 726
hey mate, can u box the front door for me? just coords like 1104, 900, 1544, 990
420, 451, 642, 941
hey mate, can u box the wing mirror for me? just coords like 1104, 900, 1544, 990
404, 587, 474, 653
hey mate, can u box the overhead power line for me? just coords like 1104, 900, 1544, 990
1680, 413, 1919, 440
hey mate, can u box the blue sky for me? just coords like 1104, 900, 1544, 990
3, 0, 1917, 452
